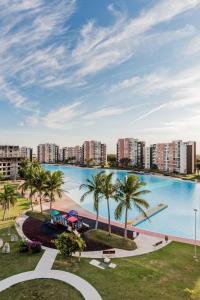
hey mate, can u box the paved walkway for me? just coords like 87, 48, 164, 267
0, 214, 102, 299
35, 248, 58, 271
15, 214, 170, 259
0, 270, 102, 300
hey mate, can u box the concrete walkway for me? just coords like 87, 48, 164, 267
15, 214, 170, 259
0, 214, 102, 299
0, 270, 102, 300
35, 248, 58, 271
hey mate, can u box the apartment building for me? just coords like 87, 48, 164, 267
37, 143, 59, 163
62, 145, 82, 164
82, 141, 107, 165
0, 145, 22, 179
20, 147, 33, 161
144, 140, 196, 174
117, 138, 145, 167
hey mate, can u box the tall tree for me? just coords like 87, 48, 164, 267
32, 169, 47, 213
45, 170, 64, 210
115, 175, 150, 239
20, 161, 41, 210
102, 172, 115, 235
80, 171, 104, 229
0, 185, 17, 221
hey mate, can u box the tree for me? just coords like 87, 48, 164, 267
114, 175, 150, 239
32, 169, 47, 213
19, 161, 41, 210
151, 164, 158, 171
107, 154, 117, 168
102, 173, 116, 235
80, 171, 104, 230
54, 232, 85, 260
0, 185, 17, 221
119, 158, 131, 168
45, 170, 64, 210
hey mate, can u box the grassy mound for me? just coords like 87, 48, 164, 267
84, 229, 137, 251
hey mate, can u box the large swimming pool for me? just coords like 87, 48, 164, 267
43, 164, 200, 240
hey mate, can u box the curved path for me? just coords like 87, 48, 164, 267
16, 214, 170, 259
0, 270, 101, 300
0, 214, 102, 300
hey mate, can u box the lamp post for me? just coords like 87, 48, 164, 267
193, 208, 198, 260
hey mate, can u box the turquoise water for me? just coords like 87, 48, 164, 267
43, 165, 200, 240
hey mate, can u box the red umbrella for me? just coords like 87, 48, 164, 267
68, 216, 78, 223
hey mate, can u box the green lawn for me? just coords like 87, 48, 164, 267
0, 279, 83, 300
0, 226, 43, 280
54, 242, 200, 300
0, 186, 43, 280
84, 229, 137, 250
26, 210, 51, 222
0, 183, 30, 230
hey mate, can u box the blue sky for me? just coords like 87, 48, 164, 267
1, 0, 200, 153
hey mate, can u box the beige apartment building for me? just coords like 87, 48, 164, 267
37, 143, 59, 163
82, 140, 107, 165
145, 140, 196, 174
117, 138, 145, 167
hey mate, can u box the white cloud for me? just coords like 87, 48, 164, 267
26, 102, 83, 129
84, 106, 130, 120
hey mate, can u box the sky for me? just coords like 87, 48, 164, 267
0, 0, 200, 153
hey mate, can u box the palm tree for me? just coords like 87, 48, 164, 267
114, 175, 150, 239
80, 171, 104, 230
32, 169, 47, 213
101, 172, 116, 235
20, 161, 41, 210
45, 170, 64, 210
0, 185, 17, 221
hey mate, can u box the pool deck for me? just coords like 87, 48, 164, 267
39, 192, 200, 246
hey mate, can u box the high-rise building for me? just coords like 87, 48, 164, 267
82, 141, 107, 165
117, 138, 145, 167
0, 145, 22, 179
62, 145, 82, 164
144, 140, 196, 174
20, 147, 33, 161
37, 143, 59, 163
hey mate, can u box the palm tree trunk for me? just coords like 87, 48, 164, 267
50, 194, 53, 211
124, 207, 128, 239
95, 207, 99, 230
106, 197, 111, 235
2, 205, 6, 221
30, 187, 33, 211
39, 192, 43, 213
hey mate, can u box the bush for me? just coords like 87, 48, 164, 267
18, 240, 29, 253
54, 232, 85, 257
28, 241, 42, 253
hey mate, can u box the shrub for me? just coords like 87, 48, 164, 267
28, 241, 42, 253
18, 240, 29, 253
54, 232, 85, 257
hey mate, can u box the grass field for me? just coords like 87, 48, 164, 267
0, 226, 43, 280
0, 279, 83, 300
84, 229, 137, 250
54, 242, 200, 300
